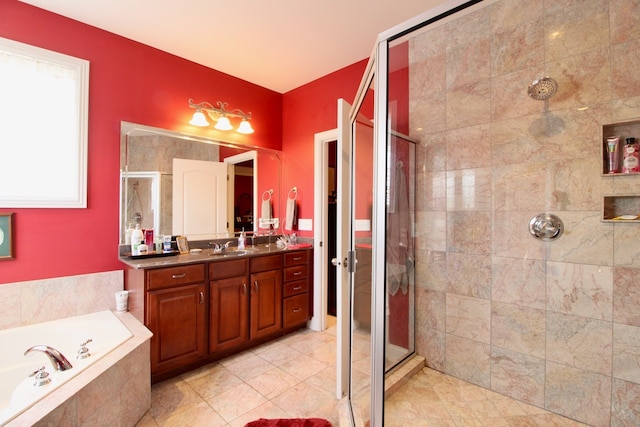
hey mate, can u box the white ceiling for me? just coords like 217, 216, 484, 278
19, 0, 450, 93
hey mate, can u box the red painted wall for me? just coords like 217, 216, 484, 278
281, 60, 368, 237
0, 0, 282, 284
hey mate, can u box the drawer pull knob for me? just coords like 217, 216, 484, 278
242, 283, 247, 294
293, 272, 302, 276
172, 273, 187, 279
293, 257, 302, 261
254, 281, 259, 292
293, 308, 302, 313
293, 286, 302, 290
199, 291, 204, 304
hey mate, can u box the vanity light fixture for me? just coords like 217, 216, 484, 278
188, 98, 254, 134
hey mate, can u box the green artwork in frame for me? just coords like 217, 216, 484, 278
0, 213, 13, 260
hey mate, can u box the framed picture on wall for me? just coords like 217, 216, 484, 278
0, 213, 13, 260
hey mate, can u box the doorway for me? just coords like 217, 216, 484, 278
327, 140, 337, 317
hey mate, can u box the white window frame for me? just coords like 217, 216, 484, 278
0, 37, 89, 208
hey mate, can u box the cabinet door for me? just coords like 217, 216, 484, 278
250, 269, 282, 339
147, 283, 206, 374
210, 275, 249, 353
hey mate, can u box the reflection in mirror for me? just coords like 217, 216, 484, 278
120, 122, 281, 244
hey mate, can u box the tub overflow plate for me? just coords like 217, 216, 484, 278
529, 213, 563, 241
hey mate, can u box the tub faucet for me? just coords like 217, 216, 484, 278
24, 345, 73, 371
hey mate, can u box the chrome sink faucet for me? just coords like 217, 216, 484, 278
24, 345, 73, 371
209, 241, 232, 254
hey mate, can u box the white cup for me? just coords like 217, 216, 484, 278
115, 290, 129, 312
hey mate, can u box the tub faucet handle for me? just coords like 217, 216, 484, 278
28, 366, 52, 387
77, 338, 93, 359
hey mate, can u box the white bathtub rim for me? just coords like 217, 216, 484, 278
6, 311, 152, 426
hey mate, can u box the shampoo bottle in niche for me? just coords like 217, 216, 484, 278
622, 137, 639, 173
606, 136, 621, 173
130, 224, 144, 256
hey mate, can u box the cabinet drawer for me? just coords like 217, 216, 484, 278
209, 258, 247, 281
250, 254, 282, 273
283, 279, 308, 297
284, 251, 308, 267
284, 265, 308, 282
283, 293, 309, 328
147, 264, 205, 290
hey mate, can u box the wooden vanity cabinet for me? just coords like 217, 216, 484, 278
209, 259, 249, 353
145, 264, 207, 376
283, 250, 312, 328
250, 254, 283, 339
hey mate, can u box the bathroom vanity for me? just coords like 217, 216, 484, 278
120, 246, 312, 382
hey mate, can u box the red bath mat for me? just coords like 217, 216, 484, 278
244, 418, 332, 427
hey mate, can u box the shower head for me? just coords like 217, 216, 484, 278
528, 77, 558, 101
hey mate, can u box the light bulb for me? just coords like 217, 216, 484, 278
215, 116, 233, 131
189, 110, 209, 127
237, 119, 254, 134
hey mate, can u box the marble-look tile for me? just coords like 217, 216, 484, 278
445, 6, 491, 49
417, 326, 445, 371
446, 168, 492, 212
182, 363, 243, 400
206, 382, 267, 423
416, 211, 446, 252
446, 293, 491, 344
492, 301, 545, 358
544, 0, 609, 62
447, 211, 491, 255
224, 353, 275, 382
76, 271, 124, 315
612, 39, 640, 100
445, 334, 491, 388
547, 212, 614, 266
611, 378, 640, 426
613, 224, 640, 268
546, 261, 613, 320
415, 249, 447, 291
410, 23, 446, 63
446, 124, 491, 170
545, 361, 611, 427
21, 276, 77, 325
546, 312, 612, 375
546, 48, 611, 111
246, 367, 300, 400
490, 0, 543, 31
492, 256, 546, 309
416, 288, 446, 333
493, 162, 549, 211
492, 210, 546, 261
446, 252, 491, 299
156, 401, 226, 427
612, 96, 640, 123
446, 79, 492, 129
416, 170, 446, 211
270, 381, 335, 419
415, 132, 447, 173
149, 378, 205, 422
491, 17, 543, 76
491, 346, 545, 407
609, 0, 640, 44
446, 38, 491, 91
613, 322, 640, 384
550, 157, 601, 211
613, 267, 640, 326
0, 282, 21, 329
227, 401, 290, 427
279, 353, 327, 381
305, 365, 337, 396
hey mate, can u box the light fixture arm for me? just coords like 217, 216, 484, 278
188, 98, 252, 121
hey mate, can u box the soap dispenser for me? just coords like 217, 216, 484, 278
238, 228, 246, 250
131, 224, 144, 256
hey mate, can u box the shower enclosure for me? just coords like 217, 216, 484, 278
347, 0, 640, 426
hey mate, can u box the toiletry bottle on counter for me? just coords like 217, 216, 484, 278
238, 228, 246, 250
622, 137, 639, 173
606, 136, 621, 173
131, 224, 143, 256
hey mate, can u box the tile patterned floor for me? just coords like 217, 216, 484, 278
135, 318, 590, 427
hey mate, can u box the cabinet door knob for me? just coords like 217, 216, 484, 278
242, 283, 247, 294
254, 281, 259, 292
172, 273, 187, 279
199, 291, 204, 304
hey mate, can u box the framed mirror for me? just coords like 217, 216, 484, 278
120, 122, 281, 244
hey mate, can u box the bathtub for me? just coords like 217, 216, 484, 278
0, 310, 149, 426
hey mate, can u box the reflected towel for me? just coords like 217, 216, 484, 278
284, 198, 296, 230
260, 199, 272, 229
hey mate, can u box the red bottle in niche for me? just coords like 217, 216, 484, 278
622, 137, 639, 173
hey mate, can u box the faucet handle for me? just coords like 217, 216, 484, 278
29, 366, 51, 386
77, 338, 93, 359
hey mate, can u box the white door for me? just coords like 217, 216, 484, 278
173, 158, 228, 240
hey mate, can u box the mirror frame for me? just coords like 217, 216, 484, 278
120, 121, 281, 244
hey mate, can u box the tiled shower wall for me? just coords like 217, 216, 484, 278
410, 0, 640, 425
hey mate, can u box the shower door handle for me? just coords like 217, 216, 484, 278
331, 258, 344, 267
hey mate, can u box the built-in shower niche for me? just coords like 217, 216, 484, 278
601, 119, 640, 222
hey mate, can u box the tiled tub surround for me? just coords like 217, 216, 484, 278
409, 0, 640, 426
0, 271, 152, 426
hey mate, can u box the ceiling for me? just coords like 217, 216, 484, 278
19, 0, 450, 93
